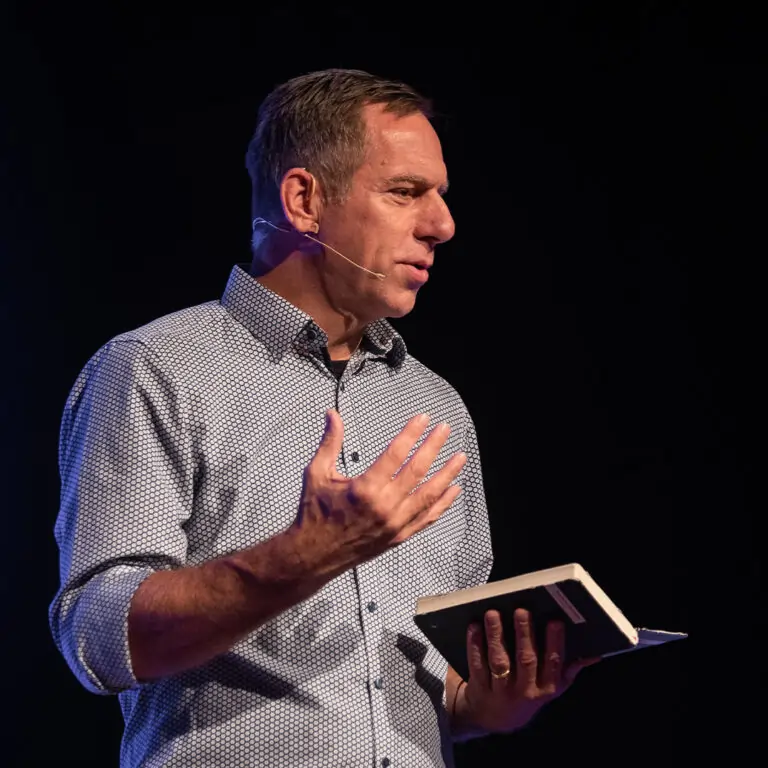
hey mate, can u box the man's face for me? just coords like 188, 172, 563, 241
318, 104, 455, 320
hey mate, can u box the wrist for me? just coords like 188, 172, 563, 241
449, 679, 466, 721
450, 681, 488, 743
226, 528, 329, 605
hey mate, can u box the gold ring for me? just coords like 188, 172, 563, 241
491, 668, 511, 679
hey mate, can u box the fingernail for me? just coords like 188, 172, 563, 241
415, 413, 429, 426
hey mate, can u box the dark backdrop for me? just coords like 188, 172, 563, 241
1, 2, 758, 765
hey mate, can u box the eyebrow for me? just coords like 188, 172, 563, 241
383, 174, 450, 196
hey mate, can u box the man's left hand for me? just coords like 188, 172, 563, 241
453, 608, 599, 735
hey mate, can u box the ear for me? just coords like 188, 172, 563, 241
279, 167, 320, 234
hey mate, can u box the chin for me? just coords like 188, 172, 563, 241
383, 291, 418, 319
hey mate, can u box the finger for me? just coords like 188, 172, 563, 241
311, 410, 345, 474
484, 610, 512, 688
466, 622, 489, 686
563, 657, 601, 687
539, 620, 565, 693
392, 482, 462, 543
513, 608, 539, 692
365, 414, 431, 488
390, 421, 452, 497
398, 451, 466, 525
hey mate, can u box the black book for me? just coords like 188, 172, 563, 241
414, 563, 686, 682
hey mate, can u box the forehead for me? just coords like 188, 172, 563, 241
359, 104, 448, 185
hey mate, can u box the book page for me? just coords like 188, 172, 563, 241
601, 627, 687, 657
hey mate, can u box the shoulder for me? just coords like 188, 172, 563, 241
400, 353, 473, 430
66, 301, 231, 402
403, 354, 462, 400
97, 299, 237, 369
113, 300, 226, 353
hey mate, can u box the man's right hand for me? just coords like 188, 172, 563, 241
128, 409, 465, 682
289, 409, 466, 578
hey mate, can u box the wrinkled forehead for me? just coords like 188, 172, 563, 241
360, 104, 448, 188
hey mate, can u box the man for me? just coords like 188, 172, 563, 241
50, 69, 593, 767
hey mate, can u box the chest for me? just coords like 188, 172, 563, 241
181, 354, 467, 563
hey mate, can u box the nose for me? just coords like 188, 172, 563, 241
416, 192, 455, 247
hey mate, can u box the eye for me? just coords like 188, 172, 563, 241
390, 188, 415, 198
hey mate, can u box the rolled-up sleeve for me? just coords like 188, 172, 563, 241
49, 339, 194, 694
456, 414, 494, 590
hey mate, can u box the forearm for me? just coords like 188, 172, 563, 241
128, 527, 332, 682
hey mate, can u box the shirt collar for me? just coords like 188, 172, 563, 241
220, 264, 407, 369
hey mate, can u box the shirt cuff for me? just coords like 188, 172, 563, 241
60, 565, 155, 694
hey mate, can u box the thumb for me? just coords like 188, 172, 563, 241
313, 409, 345, 469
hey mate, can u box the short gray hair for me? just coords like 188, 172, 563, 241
245, 69, 432, 224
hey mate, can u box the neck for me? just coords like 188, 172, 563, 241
251, 247, 367, 361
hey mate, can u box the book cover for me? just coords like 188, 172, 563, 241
414, 564, 686, 681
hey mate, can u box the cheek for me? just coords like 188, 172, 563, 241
371, 219, 414, 261
339, 202, 413, 269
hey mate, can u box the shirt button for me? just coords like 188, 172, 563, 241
373, 677, 384, 690
351, 451, 360, 462
306, 328, 317, 341
367, 601, 377, 613
381, 759, 391, 767
339, 381, 345, 392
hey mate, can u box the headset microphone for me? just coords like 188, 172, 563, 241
252, 217, 386, 281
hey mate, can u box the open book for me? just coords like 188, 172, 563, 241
414, 563, 686, 681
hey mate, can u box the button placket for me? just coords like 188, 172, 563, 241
335, 365, 363, 476
338, 350, 389, 763
356, 559, 389, 759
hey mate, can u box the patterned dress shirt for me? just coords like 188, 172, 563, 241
49, 264, 493, 767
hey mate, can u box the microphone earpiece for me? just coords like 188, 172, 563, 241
251, 217, 386, 281
301, 228, 385, 280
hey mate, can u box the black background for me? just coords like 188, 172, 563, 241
1, 2, 758, 765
